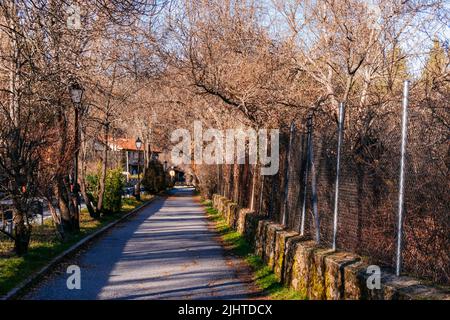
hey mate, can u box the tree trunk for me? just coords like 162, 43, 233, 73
70, 107, 80, 232
80, 178, 97, 218
47, 200, 64, 239
79, 127, 98, 218
56, 177, 73, 234
12, 205, 31, 255
97, 123, 109, 214
70, 192, 80, 232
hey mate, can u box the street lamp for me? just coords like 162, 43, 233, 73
69, 82, 83, 105
169, 167, 176, 184
135, 137, 142, 201
69, 80, 84, 230
135, 137, 142, 150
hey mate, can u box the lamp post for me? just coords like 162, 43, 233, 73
163, 161, 168, 188
169, 167, 176, 185
135, 137, 142, 201
69, 80, 84, 229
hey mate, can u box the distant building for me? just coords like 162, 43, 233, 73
95, 137, 161, 176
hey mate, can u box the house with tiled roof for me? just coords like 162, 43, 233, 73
99, 137, 162, 177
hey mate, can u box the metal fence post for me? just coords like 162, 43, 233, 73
223, 165, 226, 195
396, 80, 409, 277
332, 102, 345, 251
217, 164, 220, 194
259, 174, 265, 215
250, 165, 255, 210
309, 117, 320, 244
269, 174, 276, 219
282, 122, 295, 226
300, 116, 312, 236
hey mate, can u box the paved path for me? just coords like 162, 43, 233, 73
24, 187, 258, 300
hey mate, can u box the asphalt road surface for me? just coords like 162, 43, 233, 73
24, 187, 259, 300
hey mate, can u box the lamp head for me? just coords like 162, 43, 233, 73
69, 81, 84, 104
135, 137, 143, 150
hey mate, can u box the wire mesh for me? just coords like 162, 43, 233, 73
216, 90, 449, 284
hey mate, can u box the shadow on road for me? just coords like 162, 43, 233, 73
25, 188, 257, 300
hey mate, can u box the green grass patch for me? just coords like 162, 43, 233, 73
0, 194, 153, 297
202, 200, 305, 300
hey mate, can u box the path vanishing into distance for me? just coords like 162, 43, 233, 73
24, 187, 259, 300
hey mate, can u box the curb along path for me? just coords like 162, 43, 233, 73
2, 197, 155, 300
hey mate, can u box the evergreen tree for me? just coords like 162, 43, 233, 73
421, 38, 448, 95
385, 45, 409, 92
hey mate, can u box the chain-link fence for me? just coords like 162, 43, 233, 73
215, 82, 449, 285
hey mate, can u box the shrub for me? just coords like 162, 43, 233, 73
86, 171, 99, 205
141, 160, 167, 193
85, 167, 124, 214
103, 168, 125, 213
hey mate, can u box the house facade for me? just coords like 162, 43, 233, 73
107, 138, 161, 177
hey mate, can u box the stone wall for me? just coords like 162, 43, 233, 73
211, 194, 450, 300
